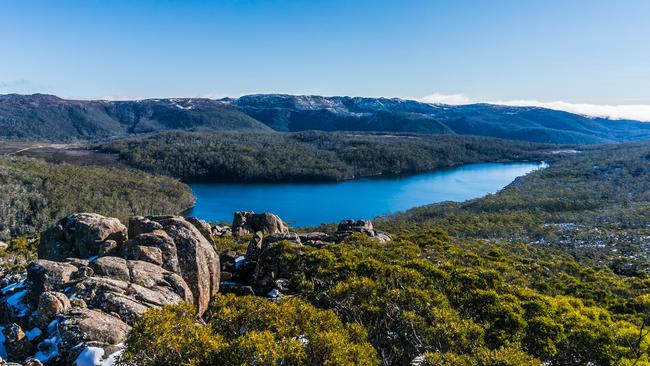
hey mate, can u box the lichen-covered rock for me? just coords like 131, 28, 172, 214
333, 219, 391, 243
26, 260, 79, 302
58, 308, 130, 361
3, 212, 224, 362
127, 216, 163, 238
133, 216, 220, 315
29, 291, 70, 329
38, 213, 127, 261
232, 212, 289, 237
186, 217, 215, 245
89, 256, 130, 282
125, 245, 164, 267
123, 229, 180, 274
67, 265, 192, 324
2, 323, 34, 362
299, 232, 330, 243
212, 225, 232, 237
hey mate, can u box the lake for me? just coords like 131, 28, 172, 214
185, 162, 545, 227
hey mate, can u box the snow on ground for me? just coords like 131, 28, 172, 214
234, 256, 246, 270
1, 279, 25, 295
0, 325, 7, 360
75, 347, 105, 366
34, 320, 61, 363
25, 327, 42, 341
75, 345, 124, 366
5, 289, 30, 317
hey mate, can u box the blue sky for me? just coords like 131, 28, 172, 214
1, 0, 649, 115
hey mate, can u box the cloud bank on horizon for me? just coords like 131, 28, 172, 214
420, 93, 650, 122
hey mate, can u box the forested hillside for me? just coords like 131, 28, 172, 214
379, 141, 650, 272
0, 156, 194, 240
0, 94, 269, 141
98, 131, 558, 181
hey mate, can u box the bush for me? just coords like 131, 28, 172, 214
120, 295, 379, 366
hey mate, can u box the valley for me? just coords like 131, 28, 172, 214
0, 94, 649, 366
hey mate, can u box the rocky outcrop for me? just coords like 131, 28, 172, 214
186, 217, 215, 245
212, 225, 232, 237
29, 292, 70, 329
333, 219, 391, 243
232, 212, 288, 237
3, 324, 34, 362
0, 213, 221, 364
38, 213, 127, 261
58, 308, 130, 363
129, 216, 220, 314
228, 216, 390, 297
0, 210, 392, 364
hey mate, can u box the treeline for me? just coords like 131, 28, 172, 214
379, 142, 650, 273
97, 130, 558, 182
0, 156, 194, 240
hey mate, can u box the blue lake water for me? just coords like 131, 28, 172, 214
185, 162, 545, 227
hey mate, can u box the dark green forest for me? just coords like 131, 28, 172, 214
0, 156, 194, 240
98, 131, 558, 182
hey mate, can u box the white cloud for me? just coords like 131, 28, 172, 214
419, 93, 471, 105
490, 100, 650, 122
418, 92, 650, 122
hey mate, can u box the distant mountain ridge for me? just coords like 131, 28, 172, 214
229, 94, 650, 144
2, 93, 650, 144
0, 93, 269, 141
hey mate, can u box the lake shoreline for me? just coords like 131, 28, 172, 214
183, 161, 546, 228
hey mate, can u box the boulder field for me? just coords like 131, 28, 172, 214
0, 211, 390, 365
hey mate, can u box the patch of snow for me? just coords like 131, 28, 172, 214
410, 354, 426, 366
0, 325, 7, 360
220, 281, 243, 286
1, 279, 25, 294
26, 327, 42, 341
35, 336, 60, 363
294, 334, 309, 346
5, 289, 30, 317
35, 320, 61, 363
267, 289, 280, 299
47, 320, 58, 333
102, 346, 124, 366
234, 256, 246, 269
76, 346, 105, 366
